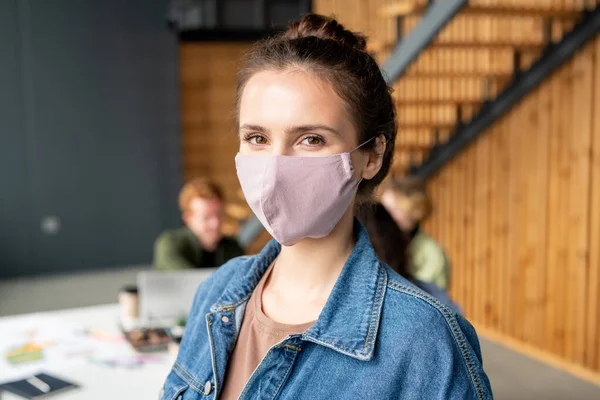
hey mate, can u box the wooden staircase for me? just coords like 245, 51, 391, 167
321, 0, 598, 175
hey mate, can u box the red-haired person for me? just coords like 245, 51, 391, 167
153, 178, 243, 270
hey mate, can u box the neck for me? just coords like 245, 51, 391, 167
189, 229, 219, 252
407, 224, 420, 241
269, 209, 356, 294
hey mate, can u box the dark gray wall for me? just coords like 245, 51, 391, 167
168, 0, 310, 31
0, 0, 31, 276
0, 0, 182, 278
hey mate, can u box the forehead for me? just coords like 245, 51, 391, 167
239, 69, 352, 130
189, 197, 222, 214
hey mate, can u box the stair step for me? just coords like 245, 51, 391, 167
380, 3, 583, 19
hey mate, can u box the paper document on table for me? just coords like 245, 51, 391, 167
0, 314, 125, 383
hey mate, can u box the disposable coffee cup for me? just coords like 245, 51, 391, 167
119, 285, 139, 323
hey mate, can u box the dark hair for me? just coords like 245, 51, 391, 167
356, 203, 411, 279
235, 14, 397, 201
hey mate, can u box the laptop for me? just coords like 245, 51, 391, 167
136, 269, 217, 326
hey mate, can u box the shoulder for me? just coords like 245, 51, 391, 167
412, 279, 462, 314
380, 266, 490, 398
155, 227, 188, 246
383, 266, 455, 325
383, 265, 465, 340
412, 232, 448, 261
414, 231, 445, 252
384, 269, 459, 330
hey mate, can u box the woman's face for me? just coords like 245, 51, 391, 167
238, 70, 381, 181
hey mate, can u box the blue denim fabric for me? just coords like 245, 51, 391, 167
161, 222, 493, 399
412, 280, 463, 315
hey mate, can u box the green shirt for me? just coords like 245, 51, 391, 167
153, 227, 244, 270
409, 230, 450, 290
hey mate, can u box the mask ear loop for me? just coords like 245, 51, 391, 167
350, 135, 388, 157
350, 136, 385, 187
349, 136, 376, 153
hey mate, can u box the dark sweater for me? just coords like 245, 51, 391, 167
153, 227, 244, 270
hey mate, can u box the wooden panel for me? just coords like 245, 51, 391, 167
491, 116, 508, 333
180, 42, 249, 199
422, 36, 600, 382
544, 61, 569, 356
381, 3, 585, 18
506, 91, 522, 341
464, 147, 476, 318
568, 43, 594, 365
587, 35, 600, 372
559, 55, 575, 361
472, 132, 490, 325
532, 80, 550, 349
447, 158, 458, 301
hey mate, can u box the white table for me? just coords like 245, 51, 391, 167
0, 304, 175, 400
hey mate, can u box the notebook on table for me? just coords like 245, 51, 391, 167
0, 372, 79, 399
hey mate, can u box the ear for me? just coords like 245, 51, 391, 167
361, 135, 387, 180
181, 212, 190, 225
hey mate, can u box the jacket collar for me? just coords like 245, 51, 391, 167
211, 220, 387, 361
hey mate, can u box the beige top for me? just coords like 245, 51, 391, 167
219, 266, 314, 400
409, 230, 450, 290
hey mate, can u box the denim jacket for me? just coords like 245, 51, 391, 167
161, 223, 493, 400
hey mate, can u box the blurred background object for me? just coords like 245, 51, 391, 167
0, 0, 183, 279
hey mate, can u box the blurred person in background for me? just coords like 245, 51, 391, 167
357, 202, 460, 313
154, 178, 244, 270
380, 176, 450, 291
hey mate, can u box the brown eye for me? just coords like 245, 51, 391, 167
301, 136, 324, 146
248, 135, 268, 145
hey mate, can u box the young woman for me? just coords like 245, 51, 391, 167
161, 14, 492, 400
381, 177, 451, 291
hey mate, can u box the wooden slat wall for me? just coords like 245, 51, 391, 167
315, 0, 600, 384
429, 37, 600, 383
588, 37, 600, 373
180, 43, 250, 235
180, 43, 247, 187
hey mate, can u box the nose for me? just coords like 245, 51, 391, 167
271, 138, 294, 156
207, 215, 222, 230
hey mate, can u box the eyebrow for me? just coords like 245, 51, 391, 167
239, 124, 342, 137
239, 124, 267, 134
286, 124, 342, 137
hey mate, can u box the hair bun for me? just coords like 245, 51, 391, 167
283, 14, 367, 52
